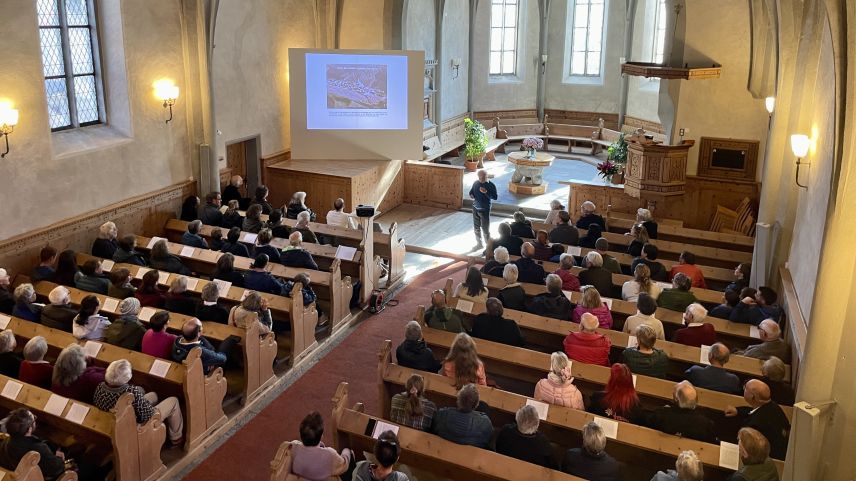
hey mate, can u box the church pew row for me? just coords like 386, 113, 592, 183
432, 297, 787, 381
460, 276, 761, 349
1, 313, 227, 452
163, 219, 362, 280
0, 375, 164, 481
0, 451, 78, 481
414, 311, 792, 421
603, 214, 755, 251
377, 342, 785, 480
31, 282, 276, 405
131, 235, 353, 329
328, 382, 587, 481
75, 253, 319, 366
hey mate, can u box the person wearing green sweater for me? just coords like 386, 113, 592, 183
656, 273, 697, 312
727, 427, 781, 481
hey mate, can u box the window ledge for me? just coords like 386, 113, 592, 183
52, 125, 133, 159
488, 75, 523, 85
562, 75, 604, 86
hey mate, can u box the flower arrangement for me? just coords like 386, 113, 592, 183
522, 137, 544, 150
607, 133, 628, 164
596, 160, 620, 180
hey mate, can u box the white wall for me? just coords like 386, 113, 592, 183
441, 0, 470, 118
404, 0, 436, 58
626, 0, 661, 123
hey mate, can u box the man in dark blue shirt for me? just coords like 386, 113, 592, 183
468, 169, 498, 249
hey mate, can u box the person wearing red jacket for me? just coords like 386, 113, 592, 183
669, 251, 708, 289
563, 313, 611, 366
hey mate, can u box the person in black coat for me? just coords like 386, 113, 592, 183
528, 274, 573, 320
725, 379, 790, 459
221, 175, 250, 210
562, 421, 623, 481
578, 251, 615, 298
164, 276, 199, 316
221, 227, 251, 258
509, 211, 536, 238
495, 405, 555, 468
281, 232, 319, 270
253, 229, 281, 263
575, 201, 606, 231
195, 282, 229, 324
761, 357, 795, 406
0, 409, 67, 480
221, 200, 245, 230
644, 381, 717, 443
493, 222, 524, 257
0, 270, 13, 315
636, 208, 658, 239
92, 221, 119, 259
149, 240, 191, 276
548, 211, 580, 246
396, 321, 442, 373
265, 209, 291, 239
212, 253, 245, 288
579, 223, 603, 249
250, 185, 275, 215
180, 195, 200, 221
513, 243, 547, 285
0, 330, 22, 378
199, 191, 223, 227
470, 298, 524, 347
631, 244, 668, 282
113, 235, 147, 266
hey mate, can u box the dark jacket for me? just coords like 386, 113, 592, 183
181, 231, 209, 249
164, 292, 199, 316
244, 270, 286, 296
0, 288, 11, 315
104, 315, 146, 351
424, 307, 465, 333
469, 180, 498, 211
494, 234, 524, 257
641, 220, 658, 239
286, 203, 315, 221
280, 248, 319, 270
765, 377, 795, 406
150, 255, 191, 276
510, 221, 536, 239
242, 217, 264, 234
513, 257, 546, 285
708, 303, 734, 320
113, 247, 147, 266
562, 448, 623, 481
12, 301, 41, 323
396, 339, 442, 373
221, 211, 245, 230
578, 267, 614, 298
497, 284, 526, 312
75, 272, 110, 295
0, 352, 22, 379
644, 404, 717, 443
602, 254, 622, 275
196, 302, 230, 324
576, 214, 606, 230
631, 258, 668, 282
729, 302, 783, 326
200, 203, 223, 226
222, 185, 242, 206
283, 281, 317, 307
254, 244, 281, 263
0, 435, 66, 480
221, 241, 251, 258
295, 227, 319, 244
213, 269, 245, 288
431, 407, 493, 448
471, 314, 524, 347
495, 424, 555, 468
684, 365, 741, 394
549, 224, 579, 246
528, 293, 573, 320
627, 241, 644, 258
41, 304, 76, 332
621, 347, 669, 379
737, 402, 790, 459
481, 260, 506, 276
92, 238, 118, 259
31, 265, 55, 282
172, 337, 226, 374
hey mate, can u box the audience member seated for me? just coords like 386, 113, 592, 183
51, 343, 106, 402
196, 282, 229, 324
209, 228, 224, 251
265, 209, 291, 239
594, 238, 621, 274
12, 283, 41, 322
761, 357, 795, 406
41, 286, 76, 332
621, 324, 668, 379
0, 408, 69, 480
31, 246, 57, 282
251, 185, 274, 215
0, 269, 11, 315
572, 285, 613, 329
709, 286, 741, 320
294, 211, 320, 244
104, 298, 146, 350
228, 291, 273, 336
534, 351, 583, 409
579, 223, 603, 249
576, 201, 606, 230
532, 230, 556, 261
285, 191, 316, 221
549, 211, 579, 245
164, 275, 199, 316
454, 267, 489, 303
424, 290, 465, 333
497, 264, 526, 312
54, 250, 79, 287
528, 274, 573, 320
200, 191, 223, 226
645, 380, 716, 443
622, 264, 662, 302
213, 253, 245, 287
562, 422, 623, 481
94, 359, 184, 448
291, 411, 354, 481
636, 208, 658, 239
150, 239, 191, 276
728, 427, 780, 481
725, 379, 791, 459
553, 254, 581, 292
481, 246, 509, 277
686, 343, 740, 394
253, 228, 281, 263
389, 373, 437, 432
173, 318, 238, 374
281, 232, 319, 270
626, 224, 649, 258
578, 251, 614, 298
0, 331, 20, 378
108, 268, 136, 299
19, 336, 53, 389
396, 321, 442, 373
735, 319, 791, 363
352, 431, 408, 481
142, 311, 177, 360
650, 450, 703, 481
75, 258, 110, 294
670, 251, 707, 288
623, 293, 665, 339
564, 313, 611, 367
496, 404, 555, 468
513, 242, 547, 285
283, 273, 318, 313
442, 333, 487, 387
72, 295, 111, 341
673, 303, 716, 347
92, 221, 119, 259
730, 287, 783, 326
471, 298, 524, 347
631, 243, 668, 282
544, 200, 565, 226
180, 195, 200, 222
221, 227, 251, 258
588, 363, 642, 422
181, 219, 209, 249
245, 254, 287, 296
221, 200, 245, 230
222, 175, 245, 208
657, 273, 697, 312
114, 234, 147, 266
135, 269, 166, 308
510, 211, 535, 238
431, 383, 493, 448
326, 198, 356, 229
242, 204, 264, 234
728, 263, 752, 293
494, 222, 523, 257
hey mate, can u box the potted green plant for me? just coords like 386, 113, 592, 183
606, 133, 628, 183
464, 118, 489, 171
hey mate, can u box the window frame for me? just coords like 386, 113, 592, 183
38, 0, 105, 132
563, 0, 608, 85
488, 0, 520, 78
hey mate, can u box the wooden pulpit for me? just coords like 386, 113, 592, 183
624, 137, 695, 199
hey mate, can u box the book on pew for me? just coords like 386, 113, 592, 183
83, 341, 102, 358
592, 416, 619, 439
365, 419, 400, 439
700, 345, 712, 365
135, 267, 151, 280
65, 402, 90, 424
335, 245, 357, 261
139, 307, 156, 322
0, 315, 9, 330
44, 394, 69, 416
102, 297, 119, 313
719, 441, 740, 469
180, 246, 196, 257
1, 380, 23, 401
101, 259, 115, 272
149, 359, 171, 378
525, 399, 550, 420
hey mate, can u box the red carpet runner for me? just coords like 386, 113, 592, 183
183, 260, 468, 480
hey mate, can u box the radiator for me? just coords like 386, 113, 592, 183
751, 221, 780, 286
784, 401, 835, 480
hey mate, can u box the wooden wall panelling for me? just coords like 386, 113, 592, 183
403, 161, 464, 209
260, 150, 291, 187
226, 142, 247, 180
472, 109, 538, 125
219, 167, 234, 193
544, 110, 620, 130
624, 115, 666, 134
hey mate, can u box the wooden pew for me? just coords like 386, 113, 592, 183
0, 451, 78, 481
422, 126, 465, 162
605, 214, 755, 251
591, 127, 621, 155
483, 127, 509, 161
31, 282, 277, 405
545, 123, 598, 154
494, 116, 548, 154
330, 382, 586, 481
377, 342, 785, 480
0, 376, 165, 481
1, 313, 227, 451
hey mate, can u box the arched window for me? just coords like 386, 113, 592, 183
567, 0, 607, 79
489, 0, 519, 76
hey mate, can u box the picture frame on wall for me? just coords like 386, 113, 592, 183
697, 137, 760, 181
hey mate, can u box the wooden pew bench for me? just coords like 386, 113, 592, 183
483, 127, 508, 161
0, 451, 78, 481
422, 130, 464, 163
591, 127, 622, 154
545, 123, 599, 154
31, 282, 276, 405
494, 116, 548, 153
605, 214, 755, 252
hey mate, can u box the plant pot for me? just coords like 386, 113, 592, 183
611, 170, 625, 185
464, 160, 479, 172
467, 152, 486, 169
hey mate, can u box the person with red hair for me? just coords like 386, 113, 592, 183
587, 363, 642, 423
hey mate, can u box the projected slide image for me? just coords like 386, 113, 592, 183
326, 64, 388, 109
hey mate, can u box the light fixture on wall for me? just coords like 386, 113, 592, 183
0, 101, 19, 159
791, 133, 811, 189
765, 96, 775, 114
450, 58, 461, 79
153, 79, 179, 124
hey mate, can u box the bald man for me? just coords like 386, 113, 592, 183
684, 343, 741, 394
644, 380, 717, 443
725, 379, 791, 459
469, 169, 497, 249
513, 242, 547, 284
736, 319, 791, 363
172, 317, 237, 374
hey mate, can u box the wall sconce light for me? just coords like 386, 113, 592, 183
450, 58, 461, 79
765, 96, 775, 114
153, 79, 179, 124
0, 101, 19, 159
791, 133, 811, 189
541, 54, 548, 74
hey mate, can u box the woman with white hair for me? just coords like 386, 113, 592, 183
104, 297, 147, 350
293, 211, 319, 244
529, 273, 574, 320
576, 201, 606, 230
164, 275, 198, 316
19, 336, 52, 389
651, 450, 703, 481
0, 330, 21, 378
534, 351, 583, 409
544, 199, 565, 226
40, 285, 76, 332
92, 221, 119, 259
52, 343, 105, 402
562, 421, 623, 480
93, 359, 184, 448
481, 246, 510, 277
495, 404, 555, 468
286, 191, 317, 222
635, 208, 658, 239
149, 239, 191, 276
497, 264, 525, 311
553, 253, 581, 292
395, 321, 442, 373
12, 283, 41, 322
